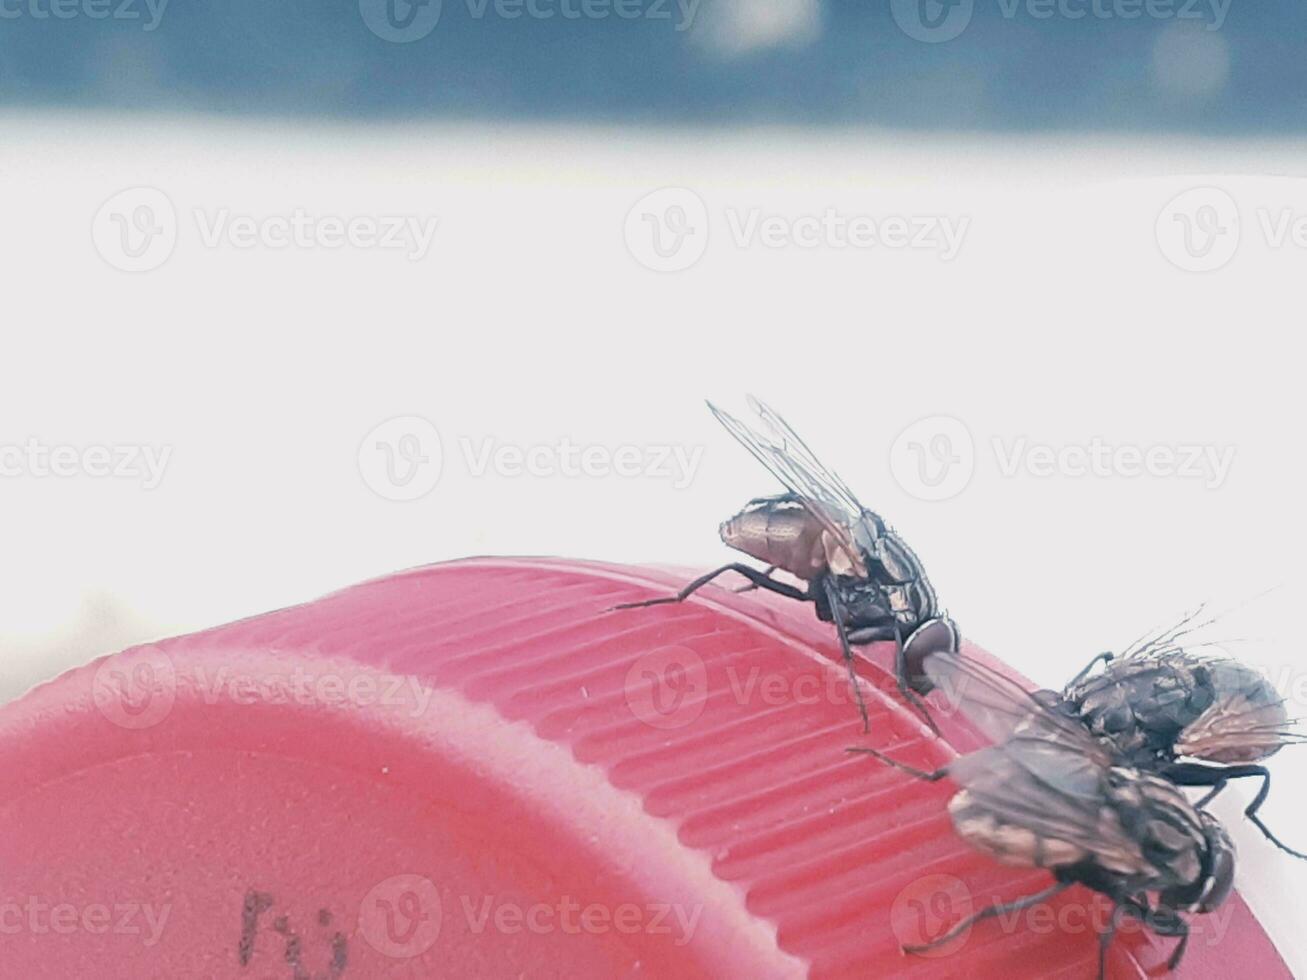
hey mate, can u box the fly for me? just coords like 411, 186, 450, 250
850, 651, 1237, 980
614, 397, 959, 732
1050, 606, 1307, 860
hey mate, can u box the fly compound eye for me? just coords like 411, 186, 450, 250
1193, 817, 1236, 913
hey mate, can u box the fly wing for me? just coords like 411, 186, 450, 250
947, 737, 1154, 877
925, 651, 1113, 761
921, 652, 1173, 877
708, 400, 867, 577
1175, 685, 1303, 761
747, 396, 867, 517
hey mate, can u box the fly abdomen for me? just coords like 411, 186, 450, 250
948, 790, 1089, 869
719, 498, 828, 581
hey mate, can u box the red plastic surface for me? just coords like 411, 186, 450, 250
0, 558, 1291, 978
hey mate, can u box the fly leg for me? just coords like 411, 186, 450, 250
1095, 901, 1127, 980
1164, 763, 1307, 860
1164, 917, 1191, 971
895, 623, 941, 737
1123, 897, 1190, 972
846, 620, 941, 737
822, 578, 871, 733
730, 565, 777, 593
897, 881, 1072, 955
844, 746, 948, 782
611, 563, 806, 611
1068, 651, 1114, 686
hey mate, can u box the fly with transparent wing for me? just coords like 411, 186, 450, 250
1052, 606, 1307, 861
850, 651, 1237, 980
615, 397, 959, 732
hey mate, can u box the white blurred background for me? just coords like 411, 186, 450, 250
4, 0, 1307, 969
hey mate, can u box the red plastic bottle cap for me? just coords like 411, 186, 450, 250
0, 558, 1291, 978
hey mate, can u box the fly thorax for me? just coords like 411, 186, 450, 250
1072, 666, 1191, 761
874, 534, 917, 585
887, 587, 912, 616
